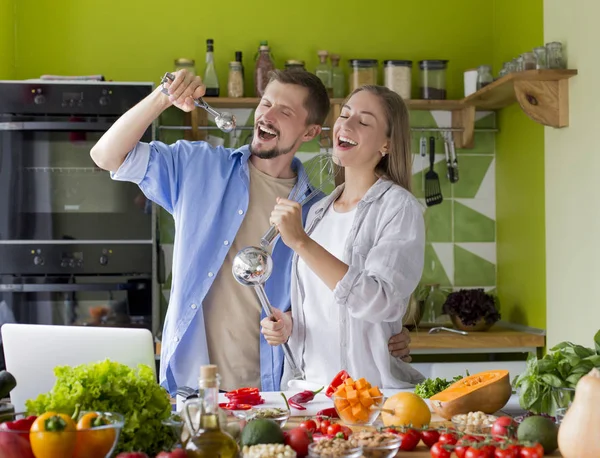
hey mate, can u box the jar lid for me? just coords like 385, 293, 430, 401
419, 60, 449, 70
229, 61, 242, 67
348, 59, 378, 67
383, 60, 413, 67
285, 60, 305, 66
175, 58, 195, 66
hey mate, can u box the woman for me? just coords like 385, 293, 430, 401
261, 85, 426, 389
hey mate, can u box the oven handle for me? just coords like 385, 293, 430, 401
0, 282, 148, 292
0, 121, 114, 132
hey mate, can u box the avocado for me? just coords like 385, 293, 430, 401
0, 371, 17, 399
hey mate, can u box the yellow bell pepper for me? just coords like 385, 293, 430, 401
30, 411, 77, 458
73, 412, 116, 458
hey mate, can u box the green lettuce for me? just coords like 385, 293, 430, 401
25, 359, 175, 455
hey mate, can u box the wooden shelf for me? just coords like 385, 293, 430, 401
187, 70, 577, 149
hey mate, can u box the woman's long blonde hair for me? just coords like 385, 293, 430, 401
340, 85, 413, 192
338, 85, 418, 327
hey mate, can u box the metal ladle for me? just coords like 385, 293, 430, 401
232, 246, 303, 379
160, 72, 236, 133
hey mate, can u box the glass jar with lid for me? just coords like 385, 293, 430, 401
384, 60, 412, 100
285, 60, 306, 71
546, 41, 566, 69
348, 59, 378, 92
521, 52, 536, 70
174, 58, 196, 75
476, 65, 493, 90
419, 60, 449, 100
227, 61, 244, 98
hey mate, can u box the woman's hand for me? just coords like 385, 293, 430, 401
269, 198, 310, 251
260, 309, 293, 346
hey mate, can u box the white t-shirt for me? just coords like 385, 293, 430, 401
297, 205, 357, 385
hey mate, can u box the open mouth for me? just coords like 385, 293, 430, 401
337, 135, 358, 148
257, 124, 279, 141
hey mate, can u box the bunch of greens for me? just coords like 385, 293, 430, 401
25, 359, 175, 455
513, 329, 600, 416
442, 288, 500, 326
414, 371, 469, 398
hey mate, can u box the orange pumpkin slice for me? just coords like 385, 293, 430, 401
429, 369, 512, 420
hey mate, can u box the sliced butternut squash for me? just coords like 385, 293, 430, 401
429, 369, 512, 420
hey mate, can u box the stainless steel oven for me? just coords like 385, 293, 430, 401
0, 81, 159, 359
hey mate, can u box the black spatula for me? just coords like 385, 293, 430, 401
425, 136, 443, 207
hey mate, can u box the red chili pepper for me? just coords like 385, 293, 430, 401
0, 415, 38, 442
288, 400, 307, 410
325, 370, 350, 398
316, 407, 339, 419
288, 386, 323, 405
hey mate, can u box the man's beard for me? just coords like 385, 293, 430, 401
249, 142, 295, 159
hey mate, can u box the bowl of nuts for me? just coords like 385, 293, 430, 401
242, 444, 297, 457
307, 438, 363, 457
451, 411, 498, 434
247, 407, 290, 428
348, 431, 401, 458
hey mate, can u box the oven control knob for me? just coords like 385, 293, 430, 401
34, 94, 46, 105
99, 96, 110, 106
99, 255, 108, 266
69, 259, 75, 267
33, 256, 44, 266
61, 259, 68, 268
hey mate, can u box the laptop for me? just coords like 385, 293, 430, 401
1, 324, 156, 412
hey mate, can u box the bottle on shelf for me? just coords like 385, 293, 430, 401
254, 40, 275, 98
330, 54, 346, 98
183, 365, 239, 458
235, 50, 244, 79
203, 39, 220, 97
315, 50, 333, 97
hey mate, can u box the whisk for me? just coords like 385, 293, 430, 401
260, 152, 340, 248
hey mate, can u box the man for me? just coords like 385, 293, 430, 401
90, 68, 412, 395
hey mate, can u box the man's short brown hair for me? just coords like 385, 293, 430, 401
268, 69, 330, 126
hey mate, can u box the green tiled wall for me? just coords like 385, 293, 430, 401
156, 109, 497, 323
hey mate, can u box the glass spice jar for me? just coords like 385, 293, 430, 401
514, 56, 524, 72
419, 60, 449, 100
533, 46, 547, 69
384, 60, 412, 100
546, 41, 566, 69
174, 58, 196, 75
227, 61, 244, 98
521, 52, 536, 70
476, 65, 493, 89
285, 60, 306, 71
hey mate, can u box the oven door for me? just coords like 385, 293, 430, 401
0, 116, 152, 242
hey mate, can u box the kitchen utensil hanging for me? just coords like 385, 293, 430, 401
160, 72, 236, 133
449, 133, 459, 182
425, 136, 443, 206
419, 136, 427, 193
443, 134, 455, 183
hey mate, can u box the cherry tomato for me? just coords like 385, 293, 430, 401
465, 446, 495, 458
455, 442, 470, 458
438, 432, 458, 446
284, 427, 312, 457
461, 434, 483, 443
299, 419, 317, 434
491, 416, 518, 439
319, 419, 331, 435
396, 429, 421, 451
519, 443, 544, 458
326, 424, 342, 436
421, 429, 441, 448
495, 446, 519, 458
430, 442, 452, 458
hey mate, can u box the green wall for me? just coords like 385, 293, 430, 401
14, 0, 493, 98
0, 0, 14, 79
493, 0, 546, 329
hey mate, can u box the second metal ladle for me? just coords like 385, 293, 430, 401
232, 246, 303, 379
160, 72, 236, 133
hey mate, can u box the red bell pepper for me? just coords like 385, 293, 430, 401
0, 415, 37, 443
325, 370, 350, 398
224, 387, 264, 406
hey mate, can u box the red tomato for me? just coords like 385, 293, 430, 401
454, 443, 470, 458
461, 434, 483, 443
421, 429, 441, 448
438, 432, 458, 445
519, 443, 544, 458
495, 447, 519, 458
430, 442, 452, 458
491, 416, 518, 439
326, 424, 342, 436
284, 427, 312, 457
396, 429, 421, 451
299, 419, 317, 434
465, 446, 495, 458
319, 419, 331, 435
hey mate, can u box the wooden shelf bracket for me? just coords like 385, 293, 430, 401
513, 78, 570, 128
451, 105, 475, 148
